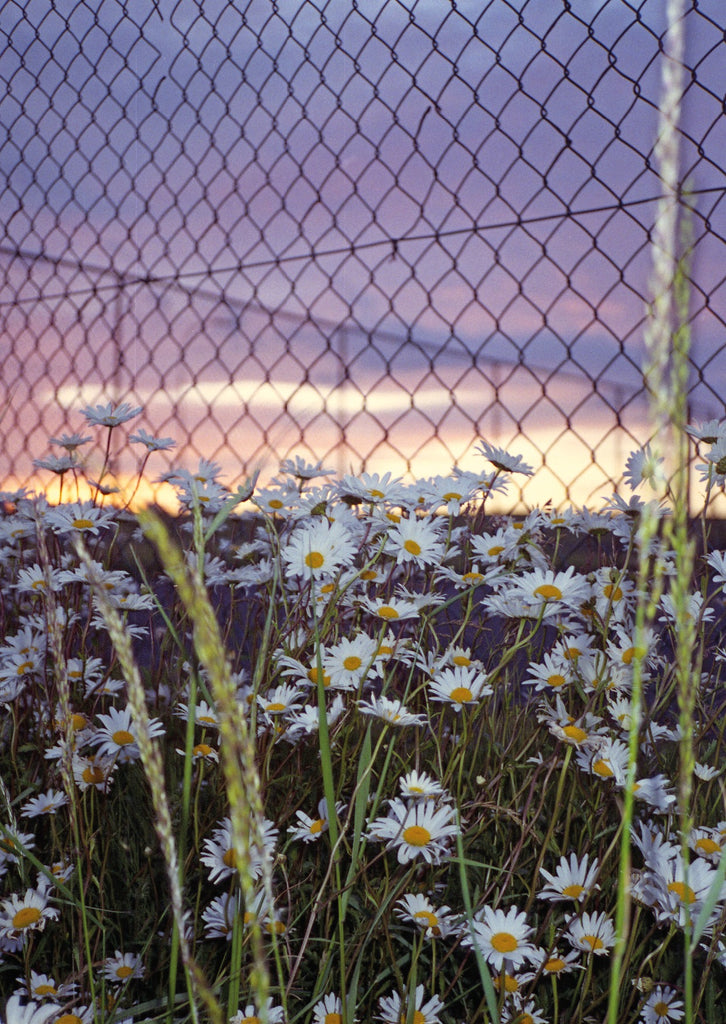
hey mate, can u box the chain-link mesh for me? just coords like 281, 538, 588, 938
2, 0, 725, 508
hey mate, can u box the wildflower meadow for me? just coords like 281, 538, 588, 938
0, 400, 725, 1024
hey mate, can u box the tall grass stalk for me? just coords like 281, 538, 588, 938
607, 2, 689, 1021
73, 537, 212, 1024
138, 507, 274, 1023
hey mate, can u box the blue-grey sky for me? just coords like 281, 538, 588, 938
2, 0, 726, 507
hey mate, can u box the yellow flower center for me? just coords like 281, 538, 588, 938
667, 881, 696, 904
544, 956, 566, 973
653, 1002, 670, 1017
404, 539, 422, 556
265, 919, 286, 934
534, 583, 562, 600
305, 550, 324, 569
223, 848, 237, 868
442, 491, 462, 501
193, 743, 214, 757
111, 729, 134, 745
31, 579, 46, 590
695, 837, 720, 856
621, 645, 646, 665
321, 582, 335, 594
72, 518, 95, 530
324, 1014, 342, 1024
377, 605, 399, 619
449, 686, 473, 703
56, 1016, 83, 1024
198, 714, 216, 724
582, 934, 604, 951
493, 973, 519, 993
268, 499, 283, 509
487, 544, 504, 556
491, 931, 518, 953
369, 488, 385, 498
592, 759, 614, 778
562, 883, 585, 899
414, 909, 439, 929
563, 646, 581, 660
343, 655, 362, 671
547, 674, 566, 688
239, 1017, 259, 1024
386, 511, 401, 523
265, 702, 286, 712
360, 569, 378, 580
71, 712, 89, 730
461, 572, 483, 584
603, 583, 623, 601
307, 666, 331, 686
309, 818, 325, 834
115, 964, 134, 978
82, 765, 106, 785
16, 660, 34, 674
452, 654, 471, 666
34, 985, 58, 996
402, 825, 431, 847
399, 1013, 425, 1024
562, 724, 588, 744
13, 906, 42, 929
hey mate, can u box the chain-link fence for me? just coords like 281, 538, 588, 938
2, 0, 726, 509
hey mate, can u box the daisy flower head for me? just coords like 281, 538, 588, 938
640, 984, 685, 1023
16, 971, 78, 1004
539, 852, 600, 903
384, 514, 445, 568
358, 594, 423, 623
575, 737, 631, 786
688, 826, 724, 863
44, 501, 116, 536
93, 706, 165, 764
337, 470, 409, 506
288, 797, 340, 843
358, 695, 425, 727
523, 652, 572, 693
101, 950, 144, 983
0, 887, 59, 942
463, 904, 537, 971
376, 984, 444, 1024
512, 565, 590, 611
537, 696, 607, 750
322, 633, 379, 690
395, 893, 456, 939
566, 911, 615, 956
476, 440, 534, 476
623, 445, 665, 491
20, 789, 69, 819
312, 992, 353, 1024
282, 518, 357, 579
367, 797, 458, 864
278, 454, 336, 480
129, 428, 177, 451
201, 816, 279, 884
202, 891, 240, 941
0, 996, 58, 1024
428, 664, 493, 711
685, 418, 726, 444
229, 998, 285, 1024
81, 401, 142, 426
398, 769, 445, 801
644, 853, 723, 928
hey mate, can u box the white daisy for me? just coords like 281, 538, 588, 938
367, 798, 458, 864
462, 904, 537, 970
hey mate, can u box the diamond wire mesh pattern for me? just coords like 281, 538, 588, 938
1, 0, 726, 508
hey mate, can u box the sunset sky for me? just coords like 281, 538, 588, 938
2, 0, 726, 511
